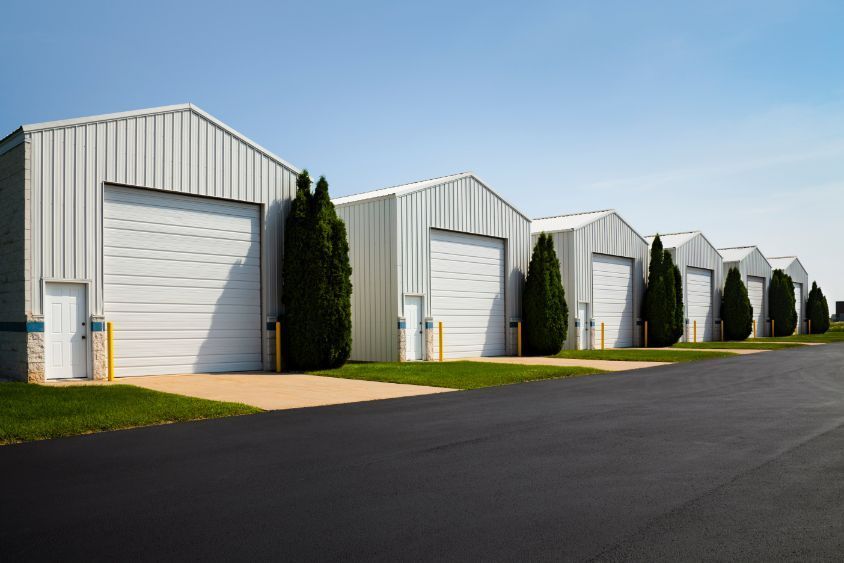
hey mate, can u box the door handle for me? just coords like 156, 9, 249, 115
81, 335, 86, 340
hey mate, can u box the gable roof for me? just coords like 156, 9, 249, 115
531, 209, 648, 244
717, 246, 772, 268
768, 256, 808, 275
645, 230, 721, 255
332, 172, 530, 220
531, 209, 613, 233
0, 103, 299, 172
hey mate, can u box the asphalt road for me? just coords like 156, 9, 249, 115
3, 345, 844, 561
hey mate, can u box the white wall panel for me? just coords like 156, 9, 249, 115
25, 106, 298, 332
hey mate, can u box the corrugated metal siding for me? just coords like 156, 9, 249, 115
534, 213, 648, 349
335, 198, 398, 362
25, 107, 298, 337
670, 233, 724, 326
723, 248, 772, 333
397, 175, 530, 355
774, 259, 809, 334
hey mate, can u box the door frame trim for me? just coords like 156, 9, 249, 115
402, 294, 425, 361
43, 280, 92, 380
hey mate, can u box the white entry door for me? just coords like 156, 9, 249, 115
404, 296, 423, 360
686, 267, 714, 342
592, 254, 635, 348
578, 302, 589, 350
45, 283, 88, 380
793, 282, 803, 334
747, 276, 765, 337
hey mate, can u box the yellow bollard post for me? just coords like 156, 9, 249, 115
753, 319, 757, 338
107, 322, 114, 381
601, 322, 605, 350
517, 321, 522, 357
275, 321, 281, 373
721, 320, 724, 342
808, 319, 812, 335
771, 319, 775, 339
694, 320, 697, 343
438, 322, 444, 362
644, 320, 648, 348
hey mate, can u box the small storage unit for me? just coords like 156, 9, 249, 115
719, 246, 772, 337
767, 256, 810, 334
334, 172, 530, 362
0, 104, 300, 382
645, 232, 723, 342
531, 210, 648, 350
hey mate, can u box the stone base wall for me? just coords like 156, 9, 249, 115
0, 331, 27, 381
424, 318, 434, 361
92, 333, 107, 380
27, 330, 44, 383
397, 317, 407, 362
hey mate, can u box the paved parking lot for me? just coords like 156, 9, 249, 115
5, 344, 844, 560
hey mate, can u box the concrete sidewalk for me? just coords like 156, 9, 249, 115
50, 372, 454, 410
463, 355, 669, 371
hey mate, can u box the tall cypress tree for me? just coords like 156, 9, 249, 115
281, 171, 352, 369
666, 253, 684, 344
806, 281, 830, 334
722, 267, 752, 340
523, 233, 568, 355
643, 235, 677, 347
769, 269, 797, 336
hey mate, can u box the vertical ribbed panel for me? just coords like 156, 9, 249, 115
396, 176, 530, 355
534, 212, 648, 350
335, 197, 398, 362
26, 107, 298, 333
663, 233, 724, 326
723, 247, 772, 332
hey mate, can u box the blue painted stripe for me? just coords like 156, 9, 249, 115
509, 321, 520, 328
26, 321, 44, 332
266, 322, 278, 331
91, 322, 105, 332
424, 321, 434, 329
397, 321, 407, 329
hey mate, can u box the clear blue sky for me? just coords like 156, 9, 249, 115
2, 1, 842, 303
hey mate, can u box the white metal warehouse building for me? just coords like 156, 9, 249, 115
531, 210, 649, 350
0, 104, 299, 382
767, 256, 809, 334
645, 232, 723, 342
719, 246, 772, 337
333, 173, 530, 362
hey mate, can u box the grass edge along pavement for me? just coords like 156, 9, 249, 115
0, 382, 260, 445
310, 361, 607, 390
554, 349, 736, 362
673, 341, 803, 350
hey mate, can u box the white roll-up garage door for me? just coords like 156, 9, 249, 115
430, 230, 505, 359
686, 267, 714, 342
592, 254, 634, 348
793, 282, 803, 334
747, 276, 765, 337
104, 186, 262, 376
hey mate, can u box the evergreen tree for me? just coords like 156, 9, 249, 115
668, 255, 684, 343
721, 267, 752, 340
523, 233, 568, 355
769, 269, 797, 336
281, 171, 353, 369
806, 281, 830, 334
642, 235, 677, 347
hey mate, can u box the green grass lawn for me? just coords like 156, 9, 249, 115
309, 361, 606, 390
0, 383, 260, 445
748, 331, 844, 344
673, 341, 803, 350
553, 349, 736, 362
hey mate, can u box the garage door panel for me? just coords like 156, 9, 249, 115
592, 254, 634, 348
686, 267, 713, 341
747, 276, 765, 333
431, 230, 506, 359
104, 186, 262, 376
